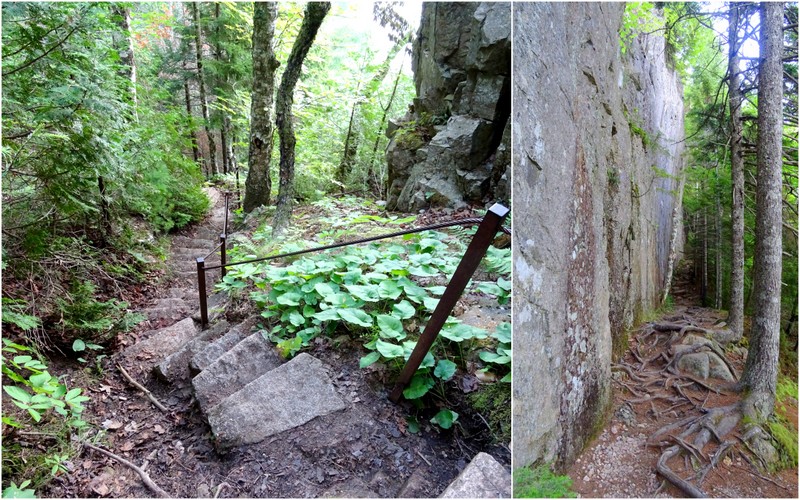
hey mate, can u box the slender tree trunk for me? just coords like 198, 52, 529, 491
662, 172, 686, 304
370, 63, 404, 198
183, 60, 200, 166
715, 163, 722, 309
728, 3, 746, 341
273, 2, 331, 236
111, 5, 137, 118
337, 34, 408, 185
243, 2, 279, 213
192, 2, 216, 177
741, 1, 783, 422
214, 2, 229, 176
702, 208, 708, 306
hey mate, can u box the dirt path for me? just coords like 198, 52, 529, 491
43, 189, 511, 498
567, 266, 798, 498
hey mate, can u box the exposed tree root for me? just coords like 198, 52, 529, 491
82, 441, 170, 498
622, 324, 785, 497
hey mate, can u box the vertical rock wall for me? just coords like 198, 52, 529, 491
385, 2, 510, 211
512, 3, 685, 469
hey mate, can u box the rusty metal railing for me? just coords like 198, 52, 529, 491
194, 202, 510, 400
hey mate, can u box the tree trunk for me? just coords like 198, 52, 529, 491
111, 5, 137, 117
182, 59, 200, 166
192, 2, 217, 177
337, 34, 408, 185
273, 2, 331, 236
727, 3, 746, 341
714, 163, 722, 309
741, 1, 783, 422
243, 2, 280, 213
369, 62, 404, 198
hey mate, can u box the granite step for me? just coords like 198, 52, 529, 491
206, 353, 346, 451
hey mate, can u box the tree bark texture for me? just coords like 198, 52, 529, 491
741, 1, 783, 422
727, 3, 746, 341
243, 2, 279, 213
273, 2, 331, 236
192, 2, 217, 177
182, 58, 200, 166
111, 5, 137, 114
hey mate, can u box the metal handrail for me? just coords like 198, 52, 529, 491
193, 202, 511, 400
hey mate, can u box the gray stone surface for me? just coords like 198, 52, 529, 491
386, 3, 510, 211
207, 353, 346, 451
191, 292, 229, 324
154, 320, 229, 382
189, 326, 244, 375
192, 331, 283, 412
512, 3, 685, 468
677, 353, 710, 380
121, 317, 198, 368
440, 452, 511, 498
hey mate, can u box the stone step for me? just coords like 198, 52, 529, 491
189, 314, 261, 376
439, 452, 511, 498
120, 317, 198, 372
171, 247, 220, 258
192, 330, 283, 413
154, 320, 230, 383
190, 291, 229, 324
206, 353, 346, 451
172, 235, 218, 248
164, 287, 194, 300
189, 326, 246, 377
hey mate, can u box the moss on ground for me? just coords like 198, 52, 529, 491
468, 382, 510, 444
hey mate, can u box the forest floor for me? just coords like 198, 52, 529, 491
567, 264, 799, 498
36, 188, 511, 498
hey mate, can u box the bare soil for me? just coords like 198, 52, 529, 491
567, 266, 799, 498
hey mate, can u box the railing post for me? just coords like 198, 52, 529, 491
224, 191, 229, 236
196, 257, 209, 329
219, 233, 227, 279
389, 203, 510, 402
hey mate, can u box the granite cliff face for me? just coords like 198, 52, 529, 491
385, 2, 510, 211
511, 3, 685, 468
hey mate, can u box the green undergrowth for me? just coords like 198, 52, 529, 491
769, 377, 799, 469
219, 197, 511, 428
1, 340, 91, 496
513, 464, 577, 498
468, 381, 511, 443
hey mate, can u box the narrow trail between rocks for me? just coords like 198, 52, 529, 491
46, 188, 510, 498
567, 264, 798, 498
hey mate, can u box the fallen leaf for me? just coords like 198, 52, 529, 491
92, 483, 110, 497
101, 419, 123, 430
123, 421, 139, 433
459, 374, 479, 393
153, 424, 165, 434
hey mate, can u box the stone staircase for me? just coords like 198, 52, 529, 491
116, 188, 510, 498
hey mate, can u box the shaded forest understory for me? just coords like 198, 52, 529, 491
2, 2, 512, 496
4, 190, 511, 497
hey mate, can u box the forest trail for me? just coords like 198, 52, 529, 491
567, 264, 799, 498
45, 188, 510, 498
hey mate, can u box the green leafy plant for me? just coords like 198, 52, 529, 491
478, 322, 512, 383
430, 408, 459, 430
1, 340, 90, 427
513, 464, 577, 498
2, 481, 36, 499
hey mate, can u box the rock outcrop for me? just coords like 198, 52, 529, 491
511, 3, 685, 469
385, 2, 510, 211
